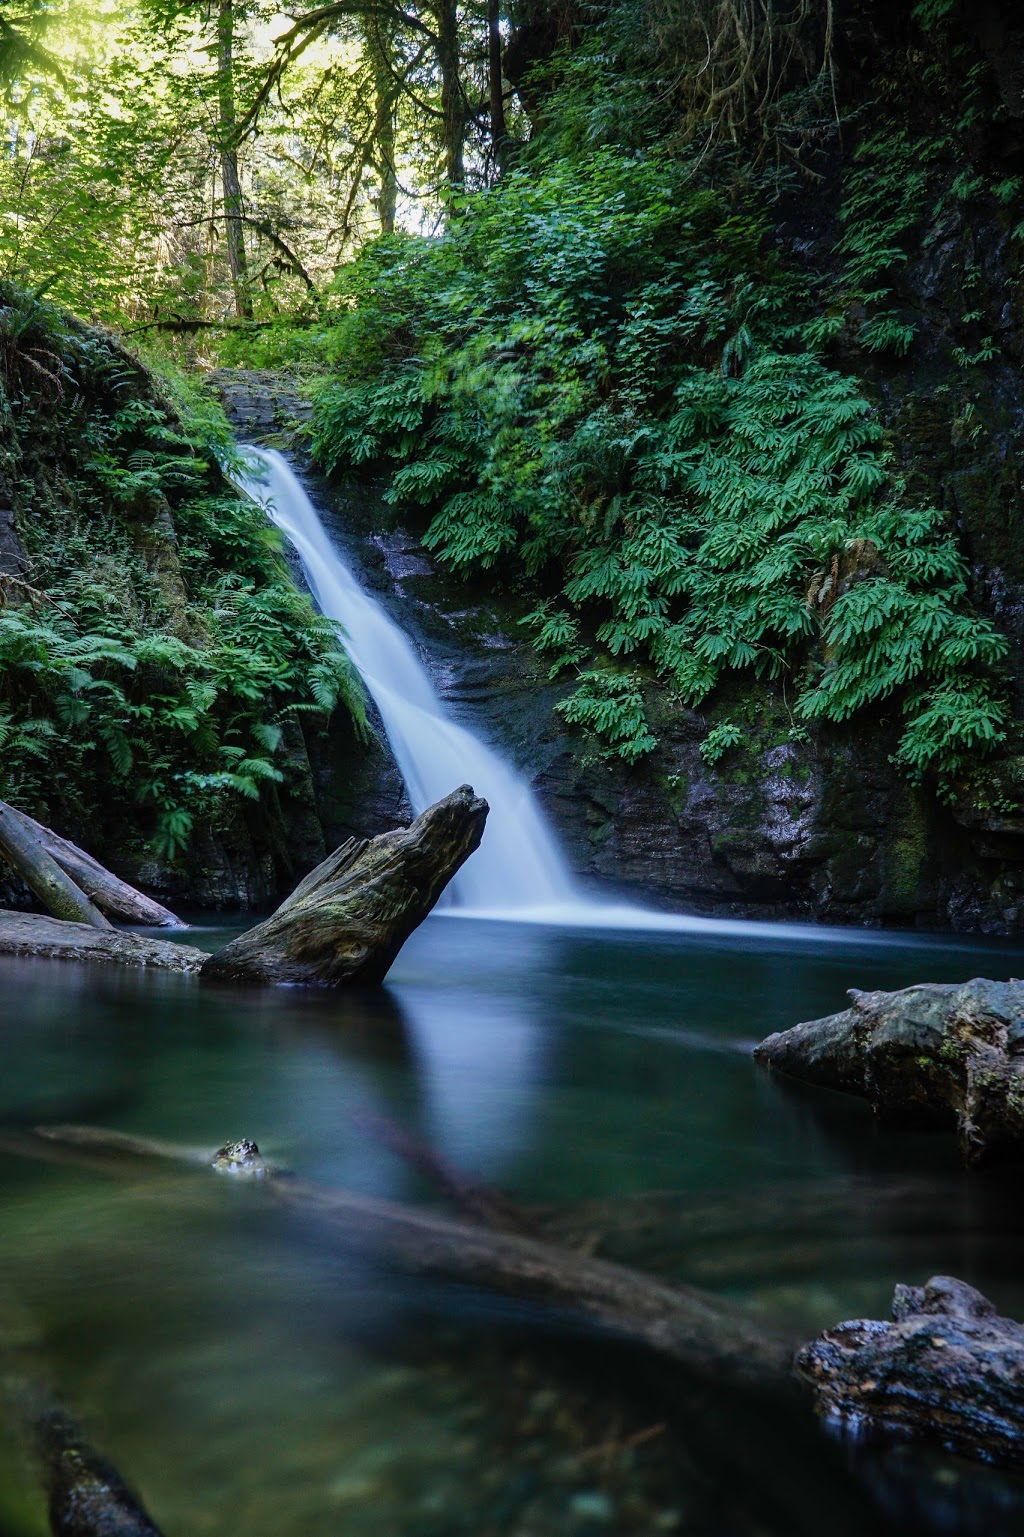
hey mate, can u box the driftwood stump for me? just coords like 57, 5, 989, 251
201, 785, 488, 986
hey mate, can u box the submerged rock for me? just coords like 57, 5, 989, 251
797, 1276, 1024, 1469
753, 977, 1024, 1165
37, 1409, 165, 1536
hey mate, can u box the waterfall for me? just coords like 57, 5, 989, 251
233, 446, 943, 941
235, 446, 577, 914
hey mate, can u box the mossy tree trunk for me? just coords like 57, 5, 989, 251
217, 0, 252, 320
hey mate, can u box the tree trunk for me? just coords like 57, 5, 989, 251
434, 0, 466, 189
217, 0, 252, 320
0, 804, 110, 930
2, 804, 180, 926
488, 0, 508, 171
200, 785, 488, 986
366, 17, 399, 234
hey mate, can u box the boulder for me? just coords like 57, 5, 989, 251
753, 977, 1024, 1165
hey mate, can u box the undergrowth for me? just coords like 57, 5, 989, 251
0, 283, 363, 860
309, 138, 1009, 790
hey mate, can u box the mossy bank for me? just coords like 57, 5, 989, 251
0, 291, 366, 907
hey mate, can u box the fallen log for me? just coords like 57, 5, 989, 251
25, 1125, 793, 1386
2, 805, 180, 927
200, 785, 488, 986
0, 1294, 166, 1537
753, 976, 1024, 1166
0, 789, 485, 984
0, 912, 206, 973
0, 805, 109, 931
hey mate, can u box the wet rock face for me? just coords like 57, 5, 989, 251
0, 505, 28, 578
797, 1276, 1024, 1469
754, 977, 1024, 1164
205, 369, 311, 447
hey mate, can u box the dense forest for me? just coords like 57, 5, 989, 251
3, 0, 1024, 925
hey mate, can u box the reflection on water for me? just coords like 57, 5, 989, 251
3, 917, 1024, 1534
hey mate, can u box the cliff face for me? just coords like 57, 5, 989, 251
206, 0, 1024, 935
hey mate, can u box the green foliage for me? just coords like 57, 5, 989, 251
700, 721, 743, 766
558, 669, 659, 765
0, 283, 364, 856
310, 147, 1008, 787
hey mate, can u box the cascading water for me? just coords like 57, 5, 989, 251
235, 446, 576, 913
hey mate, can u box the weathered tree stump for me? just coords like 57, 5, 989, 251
200, 785, 488, 986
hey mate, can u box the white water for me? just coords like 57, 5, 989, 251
236, 447, 577, 913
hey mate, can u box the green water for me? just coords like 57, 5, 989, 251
3, 915, 1024, 1536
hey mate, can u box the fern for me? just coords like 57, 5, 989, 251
309, 146, 1010, 784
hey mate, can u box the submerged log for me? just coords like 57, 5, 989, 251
36, 1409, 165, 1537
0, 805, 110, 930
21, 1126, 1024, 1468
200, 785, 488, 986
754, 977, 1024, 1166
0, 912, 206, 973
797, 1275, 1024, 1469
26, 1125, 792, 1386
351, 1109, 541, 1236
3, 806, 180, 928
0, 1295, 165, 1537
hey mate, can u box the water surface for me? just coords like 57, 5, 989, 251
2, 916, 1024, 1535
